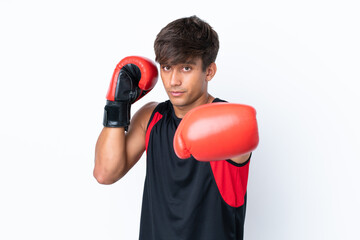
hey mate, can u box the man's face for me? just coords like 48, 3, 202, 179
160, 58, 211, 109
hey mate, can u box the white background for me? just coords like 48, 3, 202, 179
0, 0, 359, 239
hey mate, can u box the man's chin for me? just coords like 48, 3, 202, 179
168, 97, 187, 108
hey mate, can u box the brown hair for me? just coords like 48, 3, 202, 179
154, 16, 219, 71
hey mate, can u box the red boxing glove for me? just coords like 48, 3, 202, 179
106, 56, 158, 102
103, 56, 158, 129
173, 103, 259, 161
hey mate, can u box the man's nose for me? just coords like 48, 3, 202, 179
170, 70, 182, 86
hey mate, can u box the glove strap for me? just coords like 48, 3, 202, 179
103, 100, 130, 130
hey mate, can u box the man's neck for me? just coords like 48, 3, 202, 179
173, 94, 215, 119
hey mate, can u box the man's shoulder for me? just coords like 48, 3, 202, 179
136, 102, 158, 120
129, 102, 158, 132
133, 100, 170, 129
146, 100, 172, 115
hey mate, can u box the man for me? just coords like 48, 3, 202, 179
94, 16, 259, 240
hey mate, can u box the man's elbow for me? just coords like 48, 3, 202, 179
93, 168, 121, 185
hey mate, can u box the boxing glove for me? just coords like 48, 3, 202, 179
103, 56, 158, 129
173, 103, 259, 161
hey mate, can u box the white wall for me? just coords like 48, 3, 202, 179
0, 0, 359, 239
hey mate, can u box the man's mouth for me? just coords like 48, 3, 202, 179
170, 91, 185, 97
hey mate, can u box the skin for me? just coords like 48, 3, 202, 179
160, 58, 215, 118
94, 58, 250, 185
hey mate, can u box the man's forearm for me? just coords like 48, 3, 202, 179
94, 127, 127, 184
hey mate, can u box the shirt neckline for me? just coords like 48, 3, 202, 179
169, 98, 221, 121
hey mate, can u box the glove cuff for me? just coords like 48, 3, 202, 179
103, 100, 130, 130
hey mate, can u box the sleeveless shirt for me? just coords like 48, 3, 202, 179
139, 98, 251, 240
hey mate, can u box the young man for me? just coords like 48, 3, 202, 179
94, 16, 259, 240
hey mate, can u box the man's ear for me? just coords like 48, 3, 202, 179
205, 62, 217, 82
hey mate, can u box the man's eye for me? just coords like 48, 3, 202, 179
183, 66, 191, 71
162, 66, 171, 71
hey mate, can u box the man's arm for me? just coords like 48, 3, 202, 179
94, 102, 157, 184
173, 103, 259, 162
230, 153, 251, 164
93, 56, 158, 184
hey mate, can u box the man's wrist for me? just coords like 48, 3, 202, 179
103, 100, 131, 129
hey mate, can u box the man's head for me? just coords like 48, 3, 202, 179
154, 16, 219, 72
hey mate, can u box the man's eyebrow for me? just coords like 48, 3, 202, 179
160, 60, 197, 66
182, 60, 197, 65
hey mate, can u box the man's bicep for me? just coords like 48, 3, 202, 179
230, 152, 251, 165
124, 102, 157, 171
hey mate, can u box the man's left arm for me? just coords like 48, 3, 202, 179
173, 103, 259, 162
230, 153, 251, 164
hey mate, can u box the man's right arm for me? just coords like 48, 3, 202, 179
93, 56, 158, 184
94, 102, 157, 184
